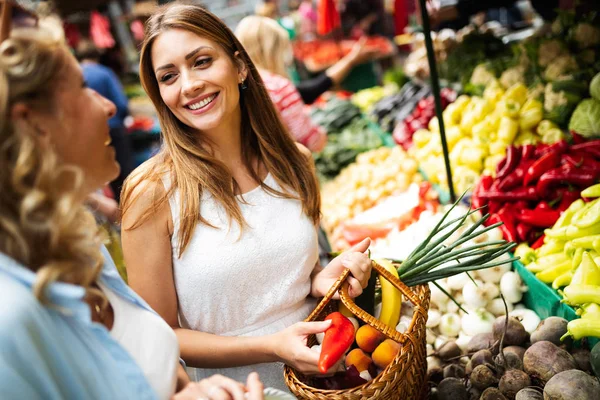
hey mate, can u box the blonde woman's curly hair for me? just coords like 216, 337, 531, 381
0, 27, 105, 304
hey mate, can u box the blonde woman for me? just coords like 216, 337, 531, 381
235, 15, 379, 106
0, 3, 262, 399
121, 3, 372, 393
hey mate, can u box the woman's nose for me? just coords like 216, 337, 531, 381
182, 72, 205, 97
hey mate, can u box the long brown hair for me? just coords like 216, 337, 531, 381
0, 27, 104, 303
121, 4, 320, 257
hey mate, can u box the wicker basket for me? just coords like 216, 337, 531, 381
284, 261, 430, 400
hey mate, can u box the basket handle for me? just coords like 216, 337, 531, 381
340, 261, 424, 343
305, 260, 426, 344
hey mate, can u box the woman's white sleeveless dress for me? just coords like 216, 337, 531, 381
163, 173, 318, 392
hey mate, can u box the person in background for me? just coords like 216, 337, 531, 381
0, 4, 263, 399
236, 15, 379, 108
75, 39, 134, 203
120, 3, 372, 393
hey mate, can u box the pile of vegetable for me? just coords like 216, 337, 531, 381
369, 81, 432, 133
471, 139, 600, 245
320, 146, 421, 237
569, 72, 600, 139
516, 183, 600, 341
467, 12, 600, 128
404, 29, 458, 81
410, 82, 562, 193
351, 84, 398, 114
428, 313, 600, 400
314, 117, 384, 180
393, 88, 456, 149
310, 96, 361, 132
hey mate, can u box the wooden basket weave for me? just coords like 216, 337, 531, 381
284, 261, 430, 400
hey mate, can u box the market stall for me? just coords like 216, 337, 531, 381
298, 2, 600, 398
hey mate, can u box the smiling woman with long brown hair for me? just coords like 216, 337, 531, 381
120, 3, 373, 392
0, 3, 263, 399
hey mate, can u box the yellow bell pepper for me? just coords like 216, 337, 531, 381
497, 117, 519, 143
513, 130, 540, 146
504, 83, 528, 106
519, 98, 544, 131
496, 99, 521, 118
536, 119, 559, 135
541, 128, 564, 144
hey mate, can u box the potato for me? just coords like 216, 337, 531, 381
468, 332, 498, 353
515, 388, 543, 400
499, 369, 530, 399
543, 369, 600, 400
481, 387, 508, 400
530, 317, 568, 346
470, 364, 499, 390
438, 341, 462, 361
437, 377, 468, 400
493, 316, 529, 347
523, 341, 577, 384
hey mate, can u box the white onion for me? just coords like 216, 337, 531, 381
463, 280, 487, 309
488, 298, 514, 316
427, 309, 442, 328
439, 313, 462, 337
500, 271, 528, 303
461, 309, 495, 336
447, 273, 471, 290
509, 309, 541, 334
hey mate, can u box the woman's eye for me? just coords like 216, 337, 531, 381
160, 73, 174, 83
194, 57, 212, 68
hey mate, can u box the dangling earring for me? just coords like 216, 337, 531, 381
240, 79, 248, 90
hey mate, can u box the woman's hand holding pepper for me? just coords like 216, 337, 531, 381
268, 320, 334, 374
311, 238, 372, 299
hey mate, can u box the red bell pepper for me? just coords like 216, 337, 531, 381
515, 209, 561, 227
318, 312, 356, 374
524, 150, 563, 186
536, 168, 597, 194
496, 145, 521, 180
531, 234, 546, 249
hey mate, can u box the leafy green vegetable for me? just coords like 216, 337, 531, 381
569, 99, 600, 138
591, 72, 600, 102
314, 118, 383, 180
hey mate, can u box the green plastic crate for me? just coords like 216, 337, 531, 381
513, 260, 599, 348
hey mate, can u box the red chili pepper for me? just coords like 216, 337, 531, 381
318, 312, 356, 374
536, 168, 597, 195
570, 130, 586, 144
535, 140, 569, 158
488, 200, 502, 214
478, 187, 540, 201
498, 160, 534, 191
496, 156, 507, 176
497, 145, 521, 180
570, 140, 600, 152
535, 201, 551, 211
522, 144, 536, 160
516, 222, 533, 242
531, 234, 546, 249
497, 208, 517, 243
557, 190, 580, 212
565, 153, 600, 172
515, 209, 561, 227
523, 150, 563, 186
